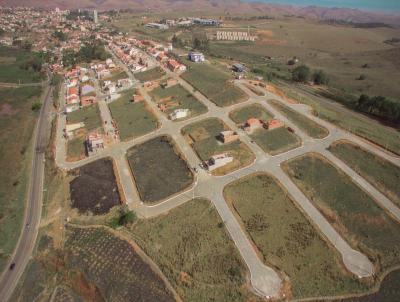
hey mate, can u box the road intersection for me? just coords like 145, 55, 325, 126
51, 52, 400, 298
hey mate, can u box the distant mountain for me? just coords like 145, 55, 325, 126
1, 0, 400, 26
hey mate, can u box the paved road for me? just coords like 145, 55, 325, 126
53, 52, 400, 298
0, 85, 53, 301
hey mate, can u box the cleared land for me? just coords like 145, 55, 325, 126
182, 118, 254, 175
269, 99, 329, 139
181, 60, 247, 107
129, 198, 256, 302
127, 136, 193, 203
252, 127, 301, 155
109, 89, 158, 141
135, 67, 165, 82
283, 153, 400, 271
149, 83, 207, 119
229, 103, 273, 124
329, 141, 400, 208
99, 68, 128, 86
224, 173, 366, 298
0, 86, 42, 272
69, 158, 121, 215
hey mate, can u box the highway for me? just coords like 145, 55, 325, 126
0, 84, 53, 301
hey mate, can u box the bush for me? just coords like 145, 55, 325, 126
292, 65, 311, 83
313, 70, 329, 85
358, 74, 367, 80
31, 102, 41, 112
357, 94, 400, 123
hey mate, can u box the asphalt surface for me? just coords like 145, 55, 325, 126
0, 84, 53, 301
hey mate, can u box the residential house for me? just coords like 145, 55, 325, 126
232, 63, 245, 73
169, 108, 189, 120
206, 153, 233, 171
132, 93, 144, 103
86, 132, 104, 154
162, 78, 178, 88
167, 59, 186, 72
81, 84, 96, 96
265, 119, 284, 130
188, 51, 205, 62
80, 96, 96, 107
243, 118, 262, 133
66, 122, 84, 137
219, 130, 239, 144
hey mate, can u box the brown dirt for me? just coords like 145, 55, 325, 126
0, 103, 17, 116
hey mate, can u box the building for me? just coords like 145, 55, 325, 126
161, 78, 178, 88
132, 94, 144, 103
66, 122, 84, 137
206, 153, 233, 171
145, 23, 169, 30
232, 63, 246, 73
265, 119, 284, 130
93, 10, 98, 24
193, 18, 220, 26
219, 131, 239, 144
216, 31, 256, 42
81, 85, 95, 96
188, 51, 205, 62
86, 132, 104, 154
169, 108, 189, 120
243, 118, 262, 133
80, 96, 96, 107
167, 59, 186, 72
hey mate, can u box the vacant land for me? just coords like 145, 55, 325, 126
283, 153, 400, 270
69, 158, 121, 215
224, 173, 366, 298
182, 118, 254, 175
66, 105, 103, 160
229, 103, 273, 124
252, 127, 301, 155
65, 226, 175, 302
135, 67, 165, 82
0, 46, 44, 83
181, 61, 247, 107
109, 89, 158, 140
129, 198, 256, 302
149, 83, 207, 119
279, 84, 400, 155
0, 86, 42, 272
99, 68, 128, 87
127, 136, 193, 203
269, 100, 329, 139
329, 141, 400, 208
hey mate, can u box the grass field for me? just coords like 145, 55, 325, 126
283, 153, 400, 271
182, 118, 254, 175
252, 127, 301, 155
224, 173, 366, 298
229, 103, 274, 124
0, 46, 44, 83
269, 100, 329, 139
149, 83, 207, 119
329, 141, 400, 208
0, 86, 42, 272
135, 67, 165, 82
181, 60, 247, 107
99, 68, 128, 86
109, 90, 158, 140
129, 198, 257, 302
279, 84, 400, 155
127, 136, 193, 203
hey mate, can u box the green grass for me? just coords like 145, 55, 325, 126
224, 173, 367, 298
129, 199, 257, 302
66, 136, 86, 160
252, 127, 301, 155
229, 103, 274, 124
329, 141, 400, 208
149, 84, 207, 119
0, 86, 42, 271
280, 85, 400, 155
0, 46, 44, 83
134, 67, 165, 82
66, 105, 102, 132
181, 60, 247, 107
109, 90, 158, 140
269, 100, 329, 139
182, 118, 254, 175
283, 153, 400, 270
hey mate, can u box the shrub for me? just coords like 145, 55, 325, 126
313, 70, 329, 85
31, 102, 41, 112
292, 65, 311, 83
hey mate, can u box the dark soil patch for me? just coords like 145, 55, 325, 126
127, 136, 193, 203
69, 158, 120, 215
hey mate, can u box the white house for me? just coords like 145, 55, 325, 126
188, 51, 205, 63
206, 153, 233, 171
169, 108, 190, 120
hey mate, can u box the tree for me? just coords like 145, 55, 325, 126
313, 70, 329, 85
53, 30, 67, 41
292, 65, 311, 83
31, 102, 41, 112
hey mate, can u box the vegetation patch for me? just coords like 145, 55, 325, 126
127, 136, 193, 203
181, 61, 247, 107
109, 89, 158, 141
329, 141, 400, 208
0, 86, 42, 272
252, 127, 301, 155
283, 153, 400, 271
269, 99, 329, 138
229, 103, 273, 124
224, 173, 367, 298
149, 84, 207, 119
182, 118, 254, 175
135, 67, 165, 82
129, 198, 256, 302
69, 158, 121, 215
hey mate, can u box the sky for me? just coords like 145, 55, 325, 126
245, 0, 400, 13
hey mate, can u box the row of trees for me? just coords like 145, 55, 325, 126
62, 40, 110, 67
292, 65, 329, 85
171, 34, 210, 52
356, 94, 400, 124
